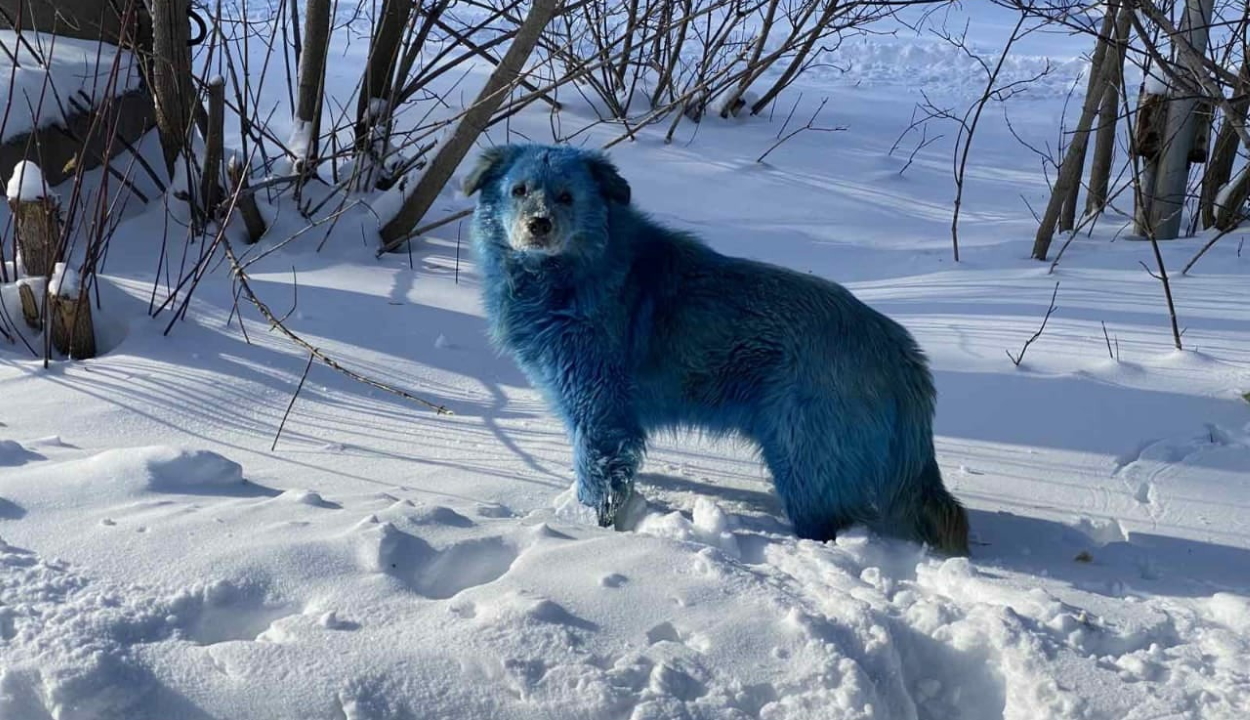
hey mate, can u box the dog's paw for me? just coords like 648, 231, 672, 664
611, 488, 649, 531
597, 484, 641, 530
552, 482, 647, 531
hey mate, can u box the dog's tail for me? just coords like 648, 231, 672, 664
911, 458, 970, 556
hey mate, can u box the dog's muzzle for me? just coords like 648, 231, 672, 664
527, 216, 552, 237
513, 214, 560, 251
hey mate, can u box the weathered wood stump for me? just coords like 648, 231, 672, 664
17, 281, 41, 329
201, 77, 226, 218
50, 293, 96, 359
47, 263, 96, 358
6, 162, 62, 277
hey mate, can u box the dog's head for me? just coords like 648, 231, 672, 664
463, 144, 630, 257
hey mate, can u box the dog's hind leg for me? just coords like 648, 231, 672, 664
880, 457, 970, 556
756, 418, 861, 543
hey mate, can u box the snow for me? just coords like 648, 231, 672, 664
4, 160, 49, 200
288, 119, 314, 163
366, 97, 390, 120
1215, 165, 1249, 212
0, 31, 142, 143
1, 5, 1249, 720
49, 261, 80, 297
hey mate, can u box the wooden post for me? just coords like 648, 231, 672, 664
18, 281, 41, 329
43, 264, 95, 359
50, 294, 97, 359
379, 0, 560, 247
1145, 0, 1216, 240
148, 0, 196, 177
6, 162, 61, 277
201, 77, 226, 218
293, 0, 332, 172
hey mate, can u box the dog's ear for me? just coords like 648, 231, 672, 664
585, 153, 631, 205
463, 145, 517, 196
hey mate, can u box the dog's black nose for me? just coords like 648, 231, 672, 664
528, 217, 552, 236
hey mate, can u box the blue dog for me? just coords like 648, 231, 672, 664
466, 144, 969, 555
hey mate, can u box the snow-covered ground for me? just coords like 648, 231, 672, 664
2, 6, 1249, 720
0, 31, 141, 142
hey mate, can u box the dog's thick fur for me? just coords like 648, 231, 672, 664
466, 144, 969, 555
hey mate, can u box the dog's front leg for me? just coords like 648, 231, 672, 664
571, 418, 644, 529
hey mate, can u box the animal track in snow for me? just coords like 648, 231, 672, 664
646, 621, 682, 645
0, 439, 44, 467
355, 519, 521, 599
171, 580, 296, 645
271, 489, 342, 509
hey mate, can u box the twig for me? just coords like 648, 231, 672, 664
1101, 321, 1114, 361
1006, 282, 1059, 366
455, 220, 463, 284
898, 125, 943, 177
221, 236, 452, 414
376, 207, 474, 257
272, 350, 316, 451
1143, 236, 1183, 350
755, 97, 845, 163
1182, 225, 1242, 274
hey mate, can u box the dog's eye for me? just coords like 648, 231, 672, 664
511, 184, 527, 198
556, 191, 573, 205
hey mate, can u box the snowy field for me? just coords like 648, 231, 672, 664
2, 5, 1249, 719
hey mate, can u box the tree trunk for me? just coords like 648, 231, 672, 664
426, 15, 559, 110
148, 0, 195, 177
1199, 59, 1250, 228
718, 0, 780, 118
614, 0, 641, 92
650, 0, 691, 108
1086, 3, 1132, 217
352, 0, 415, 190
379, 0, 561, 247
1213, 164, 1250, 230
749, 1, 841, 117
1145, 0, 1216, 239
293, 0, 332, 172
1032, 36, 1117, 259
1060, 3, 1120, 230
1189, 100, 1213, 162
